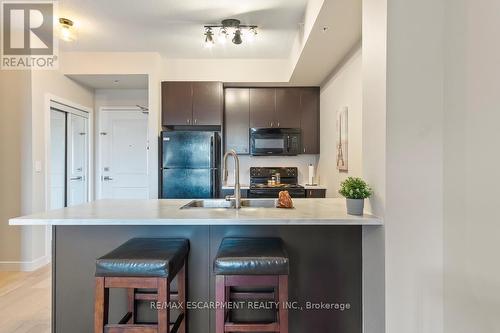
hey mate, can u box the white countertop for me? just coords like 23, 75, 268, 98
9, 198, 382, 226
222, 184, 250, 190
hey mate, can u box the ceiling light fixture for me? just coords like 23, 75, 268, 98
204, 19, 258, 46
59, 17, 76, 42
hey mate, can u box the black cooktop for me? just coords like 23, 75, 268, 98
249, 167, 303, 190
250, 183, 304, 190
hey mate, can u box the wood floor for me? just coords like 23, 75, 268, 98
0, 265, 51, 333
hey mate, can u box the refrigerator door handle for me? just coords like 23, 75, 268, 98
210, 135, 214, 168
211, 169, 215, 198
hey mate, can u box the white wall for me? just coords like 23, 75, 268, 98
95, 89, 148, 109
443, 0, 500, 332
163, 58, 290, 82
317, 47, 362, 197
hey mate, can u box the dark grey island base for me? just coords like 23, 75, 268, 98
53, 225, 362, 333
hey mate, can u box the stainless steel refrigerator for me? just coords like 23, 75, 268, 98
160, 131, 220, 198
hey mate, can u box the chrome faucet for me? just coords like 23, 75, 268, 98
223, 150, 241, 209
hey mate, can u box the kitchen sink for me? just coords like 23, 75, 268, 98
181, 199, 278, 209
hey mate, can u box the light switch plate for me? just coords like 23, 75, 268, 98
35, 161, 42, 173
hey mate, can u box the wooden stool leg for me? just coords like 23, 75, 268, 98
178, 260, 187, 333
157, 278, 170, 333
127, 288, 136, 324
278, 275, 288, 333
215, 275, 226, 333
94, 277, 109, 333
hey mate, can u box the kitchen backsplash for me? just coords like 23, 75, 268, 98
224, 155, 319, 185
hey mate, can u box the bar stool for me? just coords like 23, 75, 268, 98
94, 238, 189, 333
214, 237, 289, 333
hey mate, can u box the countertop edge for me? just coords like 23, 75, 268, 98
10, 217, 383, 226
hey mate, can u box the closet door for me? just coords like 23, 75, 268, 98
67, 113, 89, 206
49, 110, 66, 209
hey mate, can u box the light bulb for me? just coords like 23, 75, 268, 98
217, 28, 228, 44
244, 28, 257, 43
204, 28, 214, 48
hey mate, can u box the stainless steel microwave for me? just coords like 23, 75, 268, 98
250, 128, 301, 156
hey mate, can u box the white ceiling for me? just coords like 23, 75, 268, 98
67, 74, 148, 89
59, 0, 308, 59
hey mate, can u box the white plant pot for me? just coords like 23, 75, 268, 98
346, 198, 364, 215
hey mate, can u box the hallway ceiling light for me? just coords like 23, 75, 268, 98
59, 18, 77, 42
204, 19, 258, 46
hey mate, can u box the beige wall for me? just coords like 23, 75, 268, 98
443, 0, 500, 332
318, 47, 362, 197
0, 70, 31, 267
385, 0, 445, 331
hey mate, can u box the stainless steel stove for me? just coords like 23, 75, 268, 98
249, 167, 305, 198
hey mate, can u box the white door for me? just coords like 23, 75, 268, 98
100, 110, 149, 199
67, 113, 89, 206
50, 110, 66, 209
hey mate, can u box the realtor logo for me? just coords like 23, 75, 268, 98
1, 1, 58, 69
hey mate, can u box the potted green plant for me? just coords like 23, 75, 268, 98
339, 177, 373, 215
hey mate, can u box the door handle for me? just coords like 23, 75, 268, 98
102, 176, 113, 181
70, 176, 83, 181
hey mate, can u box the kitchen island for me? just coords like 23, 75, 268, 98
10, 198, 383, 333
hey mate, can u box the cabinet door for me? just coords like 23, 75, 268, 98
192, 82, 222, 125
276, 88, 301, 128
306, 189, 326, 198
161, 82, 193, 126
249, 88, 276, 128
300, 88, 320, 154
224, 88, 250, 154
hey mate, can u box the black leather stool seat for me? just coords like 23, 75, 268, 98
214, 237, 289, 275
95, 238, 189, 278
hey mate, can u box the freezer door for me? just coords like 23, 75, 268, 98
162, 131, 215, 168
162, 169, 215, 199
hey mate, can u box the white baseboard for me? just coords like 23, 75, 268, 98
0, 255, 51, 272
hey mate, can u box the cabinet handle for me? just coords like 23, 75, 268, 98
277, 121, 280, 127
194, 119, 197, 124
187, 119, 191, 124
270, 121, 273, 127
303, 148, 306, 153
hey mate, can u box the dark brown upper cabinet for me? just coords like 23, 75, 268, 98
192, 82, 222, 125
275, 88, 301, 128
300, 88, 320, 154
162, 81, 192, 126
162, 81, 222, 127
249, 88, 276, 128
224, 88, 250, 154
